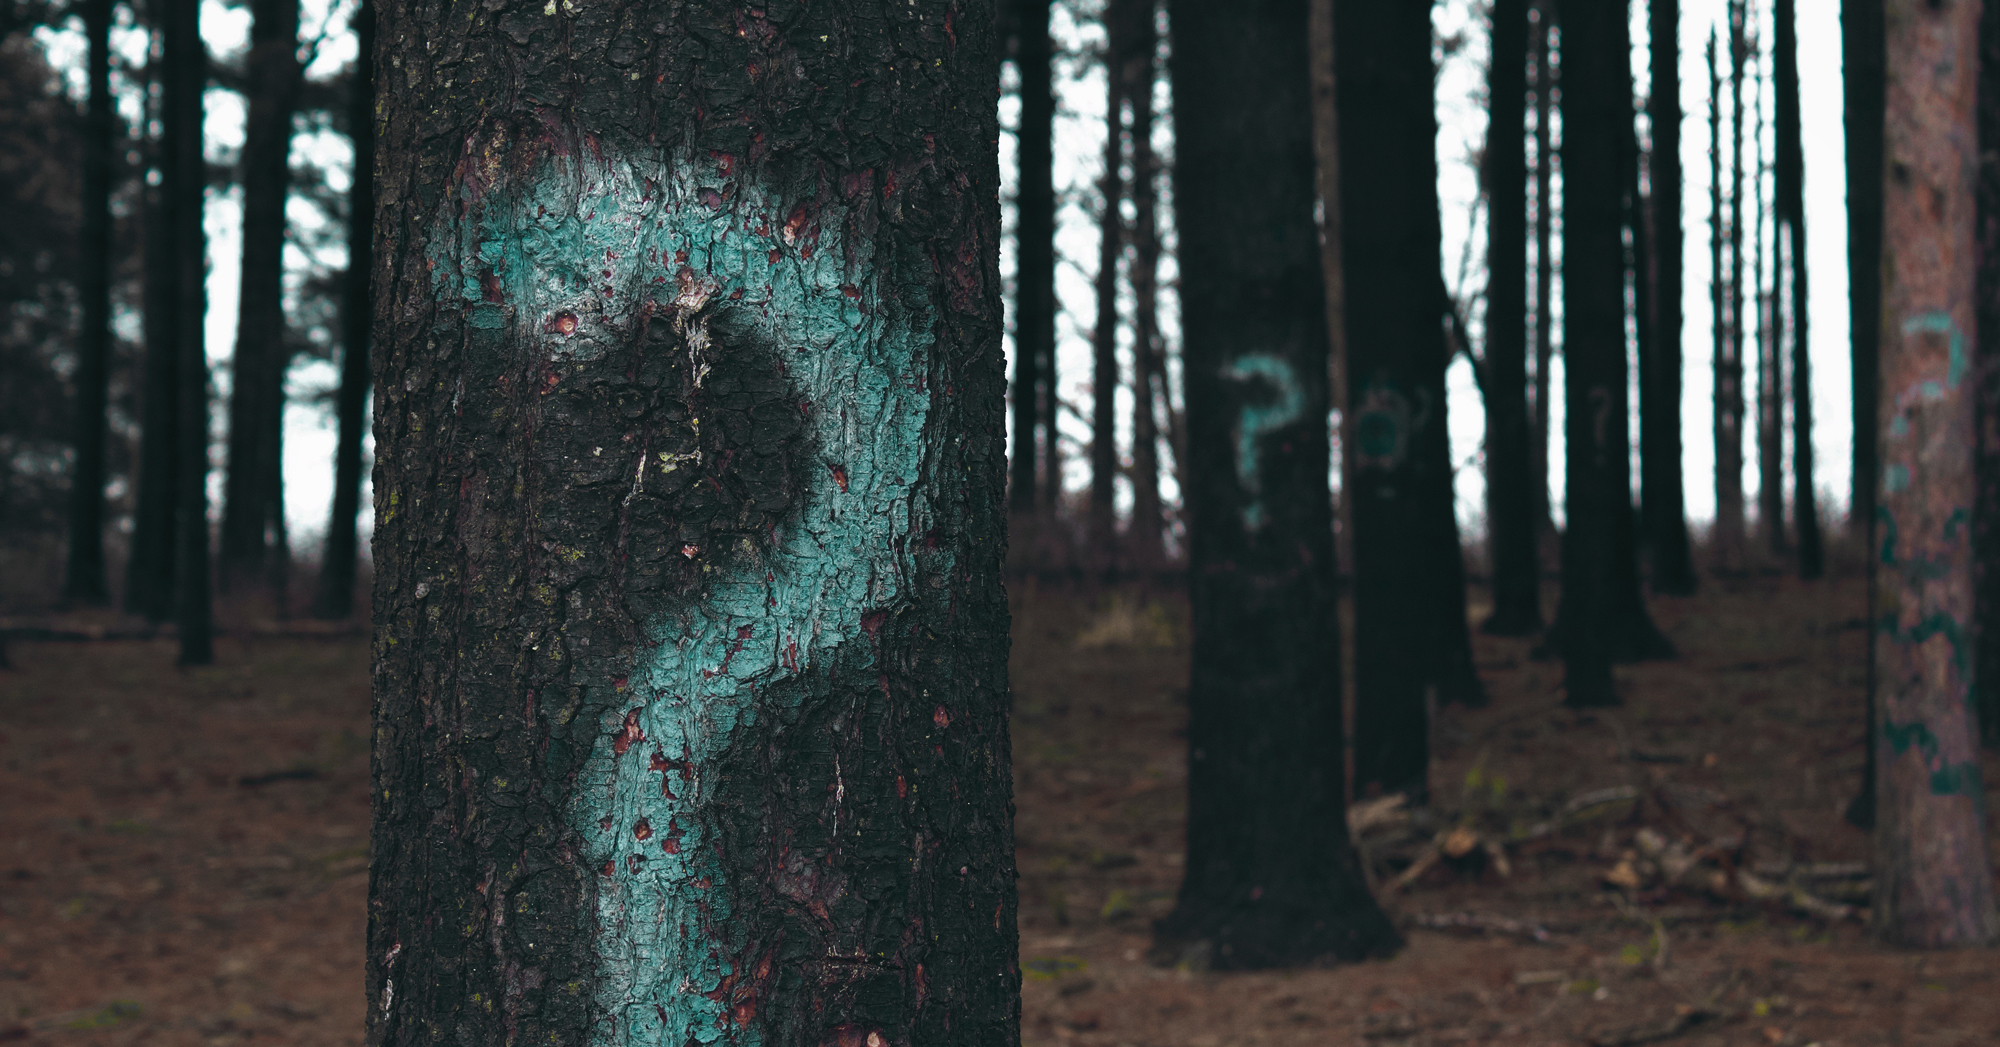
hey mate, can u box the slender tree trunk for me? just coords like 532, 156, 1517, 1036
1870, 0, 1999, 950
63, 0, 113, 607
366, 3, 1017, 1041
1531, 2, 1556, 556
1309, 0, 1351, 575
1716, 0, 1749, 573
1155, 0, 1397, 968
1643, 0, 1697, 595
219, 0, 302, 605
1338, 0, 1461, 800
1127, 1, 1165, 569
1773, 0, 1821, 578
1844, 0, 1886, 827
166, 0, 212, 665
1089, 0, 1130, 568
1014, 0, 1052, 521
1556, 0, 1648, 707
1977, 0, 2000, 749
127, 27, 178, 623
1756, 39, 1786, 562
1484, 0, 1541, 635
312, 0, 373, 622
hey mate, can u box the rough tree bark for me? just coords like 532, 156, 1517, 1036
166, 0, 212, 665
1642, 0, 1697, 595
1127, 0, 1164, 569
126, 23, 178, 623
1153, 0, 1397, 969
1088, 0, 1130, 566
312, 0, 373, 622
219, 0, 303, 603
63, 0, 113, 607
1844, 0, 1886, 827
1977, 0, 2000, 749
1556, 0, 1659, 707
1338, 0, 1470, 801
1483, 0, 1541, 636
365, 2, 1017, 1043
1870, 0, 1998, 949
1774, 0, 1822, 579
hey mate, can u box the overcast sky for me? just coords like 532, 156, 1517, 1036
33, 0, 1859, 552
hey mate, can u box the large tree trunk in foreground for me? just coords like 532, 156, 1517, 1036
1977, 0, 2000, 749
312, 0, 373, 622
366, 3, 1016, 1043
1642, 0, 1697, 596
1338, 0, 1464, 801
219, 0, 303, 604
1869, 0, 1998, 949
1483, 0, 1541, 636
166, 0, 212, 665
1844, 0, 1886, 827
1154, 0, 1397, 969
1774, 0, 1822, 579
63, 0, 113, 607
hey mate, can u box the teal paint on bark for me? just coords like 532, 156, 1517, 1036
1222, 354, 1305, 531
1900, 311, 1967, 389
430, 146, 937, 1046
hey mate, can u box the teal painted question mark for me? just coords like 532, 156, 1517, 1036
1222, 354, 1306, 531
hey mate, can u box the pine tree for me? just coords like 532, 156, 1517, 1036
1641, 0, 1697, 595
1773, 0, 1821, 578
1483, 0, 1541, 635
165, 0, 212, 665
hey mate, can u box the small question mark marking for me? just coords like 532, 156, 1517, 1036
1222, 354, 1306, 531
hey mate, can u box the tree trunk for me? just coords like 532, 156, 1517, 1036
1013, 0, 1052, 521
1774, 0, 1821, 579
1756, 43, 1785, 562
1089, 0, 1130, 568
1531, 1, 1555, 557
166, 0, 212, 666
1152, 0, 1397, 969
1556, 0, 1646, 707
365, 3, 1017, 1042
126, 27, 178, 623
63, 0, 113, 607
1977, 0, 2000, 749
1843, 0, 1885, 828
1642, 0, 1697, 595
1308, 0, 1350, 575
1715, 0, 1749, 573
1870, 0, 1998, 949
1338, 0, 1461, 801
1127, 0, 1165, 569
219, 0, 302, 605
312, 0, 373, 622
1483, 0, 1540, 636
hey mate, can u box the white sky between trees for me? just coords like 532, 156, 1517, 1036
32, 0, 1853, 555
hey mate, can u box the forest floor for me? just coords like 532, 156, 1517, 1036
2, 570, 1998, 1045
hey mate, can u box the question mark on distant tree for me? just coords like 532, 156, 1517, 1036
1222, 354, 1305, 532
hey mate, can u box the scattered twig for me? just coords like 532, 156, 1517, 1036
1407, 911, 1552, 942
1518, 786, 1642, 842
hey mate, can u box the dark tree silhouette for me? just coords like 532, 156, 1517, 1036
1773, 0, 1822, 579
1154, 0, 1397, 969
1870, 0, 1997, 949
1339, 0, 1476, 800
1555, 0, 1668, 706
1716, 0, 1749, 571
1977, 0, 2000, 750
219, 0, 303, 604
1089, 0, 1132, 564
366, 0, 1018, 1039
312, 0, 373, 621
127, 23, 178, 623
1128, 0, 1166, 568
1641, 0, 1697, 595
1014, 0, 1054, 520
63, 0, 114, 607
1755, 30, 1783, 562
166, 0, 213, 665
1483, 0, 1541, 635
1530, 1, 1555, 552
1843, 0, 1885, 828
